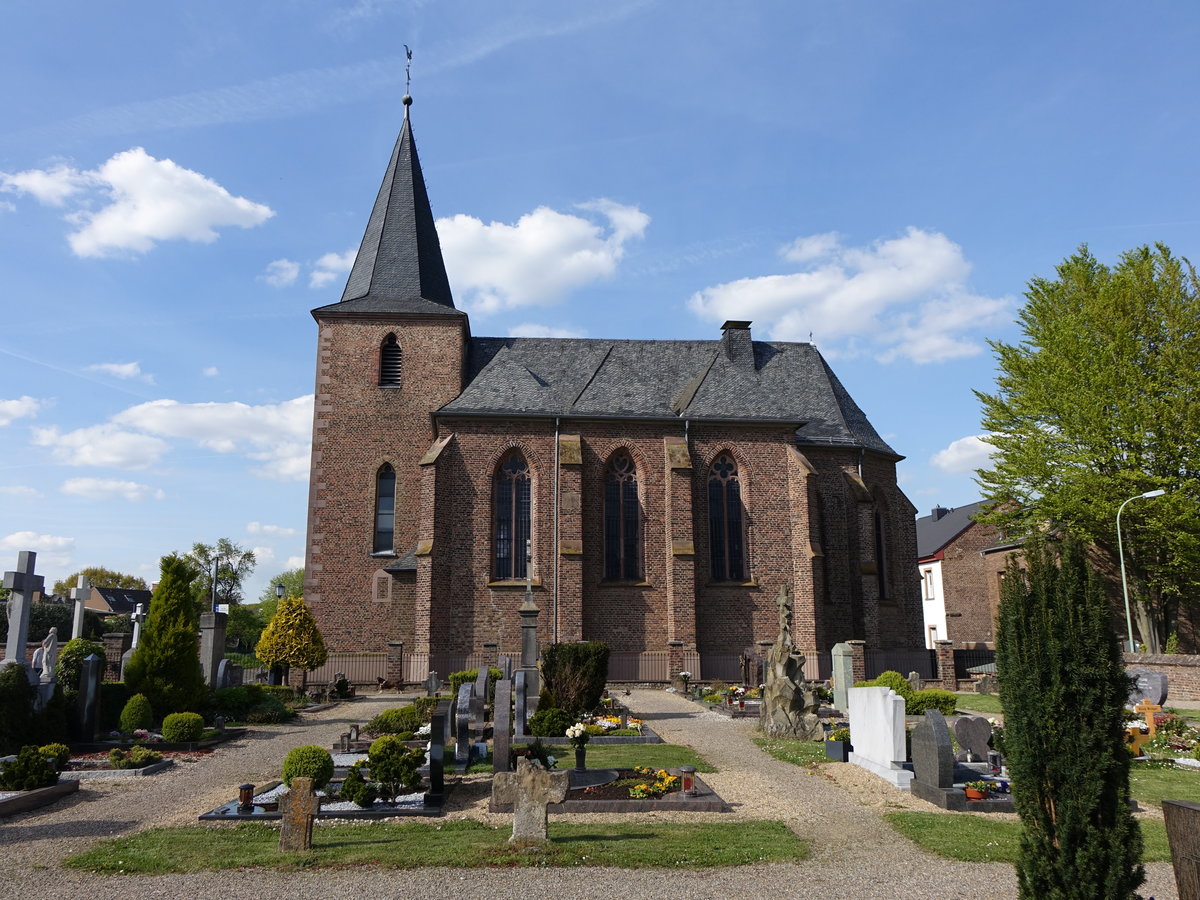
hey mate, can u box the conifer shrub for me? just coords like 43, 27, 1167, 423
540, 642, 610, 716
255, 596, 328, 674
0, 662, 37, 756
108, 745, 163, 769
338, 761, 378, 808
447, 668, 504, 705
39, 742, 71, 770
281, 745, 334, 789
528, 706, 575, 737
123, 555, 207, 716
99, 682, 132, 732
119, 694, 155, 733
365, 702, 435, 736
997, 539, 1144, 898
161, 712, 204, 743
366, 735, 423, 799
211, 685, 257, 720
243, 693, 294, 724
0, 744, 60, 790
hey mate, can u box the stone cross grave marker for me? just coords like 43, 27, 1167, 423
424, 670, 441, 697
130, 602, 147, 649
3, 551, 43, 680
70, 575, 91, 640
493, 678, 513, 774
492, 756, 569, 843
912, 710, 955, 790
1163, 800, 1200, 900
1134, 699, 1162, 739
952, 715, 993, 763
279, 777, 320, 852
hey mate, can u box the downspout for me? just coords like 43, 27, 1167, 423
552, 416, 560, 643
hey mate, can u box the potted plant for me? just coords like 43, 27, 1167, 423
964, 779, 994, 801
825, 727, 851, 762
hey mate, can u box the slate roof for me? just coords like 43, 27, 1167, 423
312, 105, 462, 320
438, 333, 898, 457
94, 586, 152, 616
915, 501, 988, 558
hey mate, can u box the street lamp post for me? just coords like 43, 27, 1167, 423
1118, 489, 1166, 654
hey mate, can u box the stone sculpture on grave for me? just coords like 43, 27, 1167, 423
492, 756, 569, 843
762, 586, 823, 740
39, 627, 59, 684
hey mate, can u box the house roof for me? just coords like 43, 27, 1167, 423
438, 330, 899, 456
94, 586, 152, 616
915, 500, 988, 558
312, 102, 461, 320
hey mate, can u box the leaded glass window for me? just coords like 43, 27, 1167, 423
604, 451, 641, 580
494, 452, 531, 579
708, 453, 745, 581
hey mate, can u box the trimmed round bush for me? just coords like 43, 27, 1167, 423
366, 705, 422, 735
120, 693, 155, 733
528, 706, 574, 737
854, 670, 914, 704
282, 744, 334, 789
161, 711, 204, 743
907, 689, 958, 716
39, 742, 71, 770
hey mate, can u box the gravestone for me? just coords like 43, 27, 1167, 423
69, 575, 91, 640
278, 777, 319, 852
907, 671, 922, 694
492, 757, 569, 843
215, 658, 232, 690
75, 653, 103, 741
199, 611, 227, 687
1127, 667, 1168, 707
514, 670, 529, 736
3, 551, 43, 684
912, 710, 955, 790
952, 715, 993, 763
493, 678, 513, 774
831, 642, 853, 713
472, 667, 489, 727
847, 686, 913, 789
500, 656, 513, 680
120, 647, 135, 682
1163, 800, 1200, 900
455, 683, 474, 763
975, 672, 998, 694
423, 671, 441, 697
425, 698, 450, 805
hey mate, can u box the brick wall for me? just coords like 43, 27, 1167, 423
1124, 653, 1200, 701
937, 519, 1005, 647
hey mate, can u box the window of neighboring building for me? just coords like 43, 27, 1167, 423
494, 451, 531, 579
708, 452, 746, 581
373, 464, 396, 553
379, 334, 402, 386
604, 450, 641, 580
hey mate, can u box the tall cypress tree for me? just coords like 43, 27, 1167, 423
996, 538, 1143, 899
123, 554, 207, 718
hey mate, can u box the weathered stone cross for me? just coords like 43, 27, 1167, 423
131, 602, 148, 649
70, 575, 91, 640
492, 756, 568, 842
4, 551, 43, 673
279, 777, 320, 852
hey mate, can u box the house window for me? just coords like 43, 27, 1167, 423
380, 334, 402, 386
708, 453, 745, 581
373, 464, 396, 553
494, 452, 531, 579
604, 450, 641, 580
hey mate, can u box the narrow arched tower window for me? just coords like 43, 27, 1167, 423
373, 464, 396, 553
708, 453, 746, 581
874, 507, 890, 601
494, 451, 531, 579
604, 450, 641, 581
379, 334, 402, 386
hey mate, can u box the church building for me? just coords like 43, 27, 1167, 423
303, 98, 922, 683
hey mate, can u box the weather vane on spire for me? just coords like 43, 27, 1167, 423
404, 44, 413, 94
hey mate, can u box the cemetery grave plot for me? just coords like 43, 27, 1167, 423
0, 779, 80, 817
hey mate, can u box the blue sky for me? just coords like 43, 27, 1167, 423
2, 1, 1198, 602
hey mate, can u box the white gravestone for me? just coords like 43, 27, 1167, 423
70, 576, 91, 640
847, 685, 913, 790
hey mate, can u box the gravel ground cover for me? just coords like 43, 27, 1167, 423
0, 689, 1183, 899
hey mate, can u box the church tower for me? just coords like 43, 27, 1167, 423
304, 96, 468, 654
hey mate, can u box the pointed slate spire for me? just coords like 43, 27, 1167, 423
324, 97, 459, 316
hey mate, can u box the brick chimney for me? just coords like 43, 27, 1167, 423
720, 320, 754, 367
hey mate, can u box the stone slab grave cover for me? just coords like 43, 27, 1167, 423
279, 776, 319, 852
847, 686, 913, 790
1127, 667, 1168, 707
952, 715, 993, 763
1163, 799, 1200, 900
492, 756, 569, 843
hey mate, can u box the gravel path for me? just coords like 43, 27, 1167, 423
0, 689, 1180, 899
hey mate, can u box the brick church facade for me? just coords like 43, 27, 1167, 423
304, 100, 923, 683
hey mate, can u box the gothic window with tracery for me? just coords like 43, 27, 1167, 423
493, 451, 531, 579
708, 453, 746, 581
604, 450, 641, 580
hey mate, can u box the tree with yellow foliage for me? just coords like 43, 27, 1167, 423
255, 595, 327, 683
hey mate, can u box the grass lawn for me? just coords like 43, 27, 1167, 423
495, 742, 715, 773
1129, 760, 1200, 807
752, 736, 829, 768
953, 693, 1004, 715
884, 812, 1170, 863
63, 820, 807, 874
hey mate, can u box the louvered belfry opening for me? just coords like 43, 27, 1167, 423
380, 334, 403, 386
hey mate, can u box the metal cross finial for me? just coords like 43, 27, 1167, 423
404, 45, 413, 94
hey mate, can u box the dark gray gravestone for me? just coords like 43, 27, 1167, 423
424, 671, 441, 697
912, 710, 954, 789
493, 678, 513, 774
514, 670, 529, 737
953, 715, 993, 763
75, 653, 103, 741
425, 698, 450, 805
473, 667, 489, 728
456, 683, 474, 763
500, 656, 513, 680
1164, 800, 1200, 900
1127, 668, 1168, 707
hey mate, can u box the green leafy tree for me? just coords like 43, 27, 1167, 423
185, 538, 256, 611
996, 539, 1143, 899
123, 555, 207, 717
255, 595, 327, 676
259, 567, 304, 605
51, 567, 147, 595
976, 244, 1200, 650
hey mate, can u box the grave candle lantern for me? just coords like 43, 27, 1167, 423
238, 783, 255, 811
680, 765, 696, 796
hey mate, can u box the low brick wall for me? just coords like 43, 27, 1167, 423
1124, 652, 1200, 702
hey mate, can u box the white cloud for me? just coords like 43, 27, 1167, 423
2, 148, 274, 257
112, 395, 313, 481
262, 258, 300, 288
931, 434, 998, 474
437, 199, 649, 314
310, 249, 355, 288
202, 366, 219, 377
285, 555, 306, 570
247, 522, 297, 537
87, 361, 148, 381
31, 424, 168, 469
60, 477, 165, 501
252, 545, 276, 566
508, 323, 586, 339
0, 531, 75, 567
0, 485, 41, 499
687, 227, 1010, 364
0, 396, 42, 427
